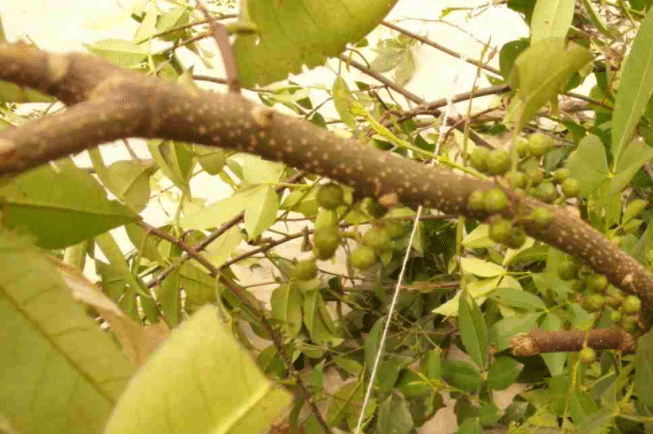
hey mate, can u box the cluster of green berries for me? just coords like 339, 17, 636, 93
291, 183, 409, 281
468, 133, 580, 206
557, 258, 641, 332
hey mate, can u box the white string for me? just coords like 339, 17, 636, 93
352, 51, 466, 434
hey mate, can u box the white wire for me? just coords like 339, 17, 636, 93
352, 53, 466, 433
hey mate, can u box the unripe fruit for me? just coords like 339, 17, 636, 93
553, 168, 570, 182
486, 149, 511, 175
526, 168, 544, 185
516, 138, 530, 158
363, 227, 392, 253
527, 133, 554, 157
532, 207, 553, 230
557, 262, 578, 281
506, 227, 527, 249
468, 190, 487, 213
533, 182, 558, 203
293, 260, 318, 280
489, 219, 513, 244
469, 147, 490, 172
583, 293, 606, 311
314, 227, 341, 260
622, 295, 641, 314
610, 310, 622, 323
621, 316, 639, 332
561, 178, 580, 198
384, 221, 408, 240
586, 274, 608, 293
579, 347, 596, 364
349, 245, 377, 270
316, 183, 344, 210
506, 171, 526, 189
484, 189, 509, 213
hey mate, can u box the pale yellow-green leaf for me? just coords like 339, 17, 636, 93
103, 305, 292, 434
0, 229, 134, 434
531, 0, 576, 42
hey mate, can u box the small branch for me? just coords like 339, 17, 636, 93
380, 20, 502, 77
195, 0, 241, 94
511, 328, 636, 355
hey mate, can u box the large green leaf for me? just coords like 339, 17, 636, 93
565, 134, 610, 198
530, 0, 576, 42
635, 328, 653, 408
103, 305, 292, 434
611, 7, 653, 168
233, 0, 399, 86
0, 163, 135, 249
458, 293, 488, 368
0, 228, 134, 434
510, 38, 592, 131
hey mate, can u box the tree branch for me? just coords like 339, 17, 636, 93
1, 42, 652, 330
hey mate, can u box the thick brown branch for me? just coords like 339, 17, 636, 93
511, 328, 635, 355
1, 43, 652, 329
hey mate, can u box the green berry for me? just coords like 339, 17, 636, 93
623, 295, 641, 314
586, 274, 608, 293
506, 171, 526, 189
610, 310, 622, 323
533, 182, 558, 203
584, 293, 606, 311
525, 168, 544, 185
469, 147, 490, 172
489, 219, 513, 244
506, 227, 527, 249
515, 138, 530, 158
293, 260, 318, 280
316, 183, 344, 210
486, 149, 511, 175
484, 189, 509, 213
561, 178, 580, 198
384, 221, 408, 240
468, 190, 487, 213
579, 347, 596, 364
362, 226, 392, 253
314, 227, 341, 260
553, 168, 570, 182
527, 133, 554, 157
532, 207, 553, 230
557, 262, 579, 281
349, 245, 377, 270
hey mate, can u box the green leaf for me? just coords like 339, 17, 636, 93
566, 134, 610, 198
327, 381, 374, 427
84, 39, 149, 67
611, 7, 653, 168
244, 185, 279, 239
0, 228, 134, 434
0, 163, 135, 249
365, 317, 385, 372
147, 139, 194, 193
242, 155, 285, 184
462, 224, 495, 249
104, 305, 292, 434
332, 356, 363, 376
158, 267, 181, 327
0, 80, 55, 103
395, 50, 416, 86
635, 328, 653, 408
377, 393, 414, 434
95, 232, 150, 299
195, 145, 226, 175
233, 0, 399, 86
107, 160, 155, 213
125, 223, 165, 264
499, 39, 530, 80
204, 225, 243, 267
610, 138, 653, 195
460, 257, 505, 277
510, 38, 592, 131
442, 360, 482, 392
332, 77, 357, 129
530, 0, 576, 42
458, 294, 488, 368
180, 186, 257, 230
488, 357, 523, 390
422, 348, 442, 380
271, 284, 303, 338
458, 417, 483, 434
490, 287, 546, 310
303, 290, 341, 345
